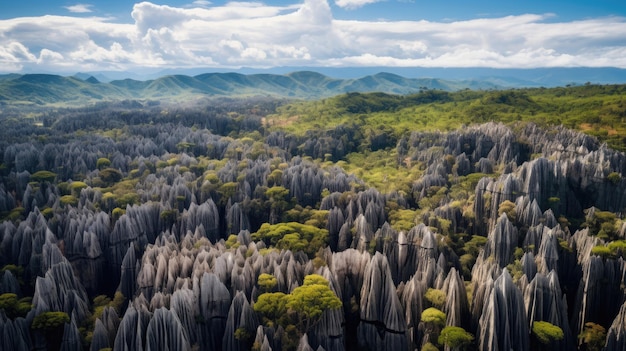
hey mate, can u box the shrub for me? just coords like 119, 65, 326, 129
32, 311, 70, 329
425, 288, 446, 309
532, 321, 564, 344
30, 170, 57, 183
421, 307, 446, 327
607, 172, 621, 185
96, 157, 111, 170
60, 195, 78, 206
438, 326, 474, 349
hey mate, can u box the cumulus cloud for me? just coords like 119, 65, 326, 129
1, 0, 625, 73
64, 4, 94, 13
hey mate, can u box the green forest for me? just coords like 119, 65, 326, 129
1, 82, 626, 351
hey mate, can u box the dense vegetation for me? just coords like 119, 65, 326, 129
1, 83, 626, 350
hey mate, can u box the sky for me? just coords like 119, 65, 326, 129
1, 0, 626, 74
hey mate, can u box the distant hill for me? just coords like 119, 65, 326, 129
5, 67, 626, 106
0, 71, 501, 106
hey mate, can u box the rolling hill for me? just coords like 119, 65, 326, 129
0, 71, 500, 106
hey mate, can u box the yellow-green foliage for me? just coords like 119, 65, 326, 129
337, 150, 421, 195
254, 274, 341, 334
60, 195, 78, 206
225, 234, 240, 249
257, 273, 278, 291
425, 288, 447, 309
584, 209, 618, 239
253, 292, 288, 327
30, 170, 57, 183
99, 168, 123, 184
252, 222, 328, 257
32, 311, 70, 329
590, 245, 614, 259
70, 181, 88, 194
421, 307, 446, 327
112, 207, 126, 220
421, 342, 439, 351
607, 172, 622, 185
96, 157, 111, 170
41, 207, 54, 218
286, 274, 342, 332
579, 322, 607, 351
267, 85, 626, 151
532, 321, 564, 344
0, 293, 32, 319
388, 208, 417, 232
498, 200, 517, 222
438, 326, 474, 349
5, 207, 25, 221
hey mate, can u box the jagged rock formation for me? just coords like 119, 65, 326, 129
5, 116, 626, 351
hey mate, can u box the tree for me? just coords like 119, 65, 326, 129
421, 307, 446, 347
0, 293, 31, 319
32, 311, 70, 329
30, 170, 57, 183
96, 157, 112, 170
579, 322, 606, 351
607, 172, 621, 185
532, 321, 564, 348
286, 274, 341, 333
254, 292, 288, 327
421, 307, 446, 327
99, 167, 123, 184
438, 326, 474, 350
498, 200, 517, 222
257, 273, 277, 292
252, 222, 328, 258
32, 311, 70, 351
425, 288, 446, 309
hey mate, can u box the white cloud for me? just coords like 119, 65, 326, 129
64, 4, 94, 13
335, 0, 382, 10
1, 0, 626, 73
191, 0, 212, 7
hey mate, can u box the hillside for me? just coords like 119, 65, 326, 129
0, 71, 500, 106
2, 85, 626, 350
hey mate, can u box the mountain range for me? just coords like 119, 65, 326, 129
2, 67, 626, 105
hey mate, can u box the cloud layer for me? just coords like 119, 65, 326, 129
1, 0, 625, 73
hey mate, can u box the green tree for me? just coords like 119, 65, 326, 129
498, 200, 517, 222
421, 342, 439, 351
96, 157, 111, 170
438, 326, 474, 350
257, 273, 277, 292
532, 321, 564, 348
607, 172, 621, 185
266, 186, 292, 223
252, 222, 328, 258
286, 274, 341, 333
99, 168, 123, 184
254, 292, 288, 327
30, 170, 57, 183
0, 293, 31, 319
60, 195, 78, 206
578, 322, 607, 351
32, 311, 70, 329
421, 307, 446, 327
421, 307, 447, 347
32, 311, 70, 351
425, 288, 446, 309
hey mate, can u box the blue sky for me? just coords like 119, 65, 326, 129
1, 0, 625, 73
3, 0, 625, 22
